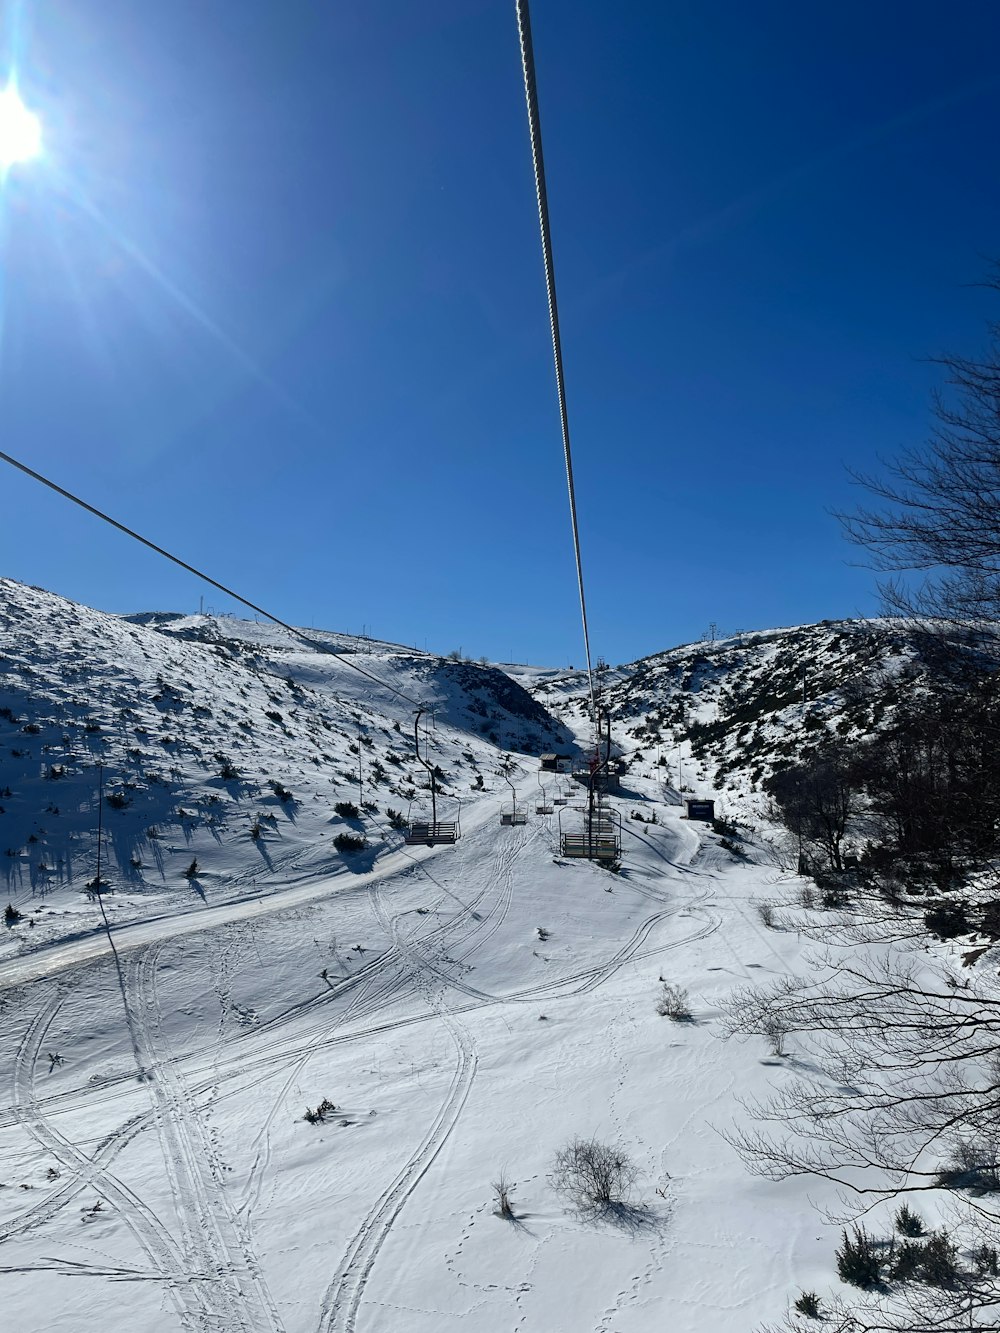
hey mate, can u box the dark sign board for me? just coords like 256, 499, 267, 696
685, 799, 715, 822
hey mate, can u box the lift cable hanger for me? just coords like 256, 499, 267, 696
514, 0, 598, 727
0, 447, 427, 712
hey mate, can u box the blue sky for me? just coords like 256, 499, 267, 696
1, 0, 998, 666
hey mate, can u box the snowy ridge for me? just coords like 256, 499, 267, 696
0, 577, 572, 952
524, 618, 936, 814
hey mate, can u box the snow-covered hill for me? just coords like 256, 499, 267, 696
521, 619, 937, 817
0, 578, 573, 950
1, 578, 986, 1333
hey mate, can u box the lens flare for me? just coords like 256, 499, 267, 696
0, 83, 41, 168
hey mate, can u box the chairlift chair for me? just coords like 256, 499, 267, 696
557, 806, 621, 862
403, 710, 461, 845
499, 761, 527, 827
500, 805, 527, 826
535, 777, 554, 815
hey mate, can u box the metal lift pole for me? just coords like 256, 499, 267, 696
503, 760, 518, 822
414, 708, 437, 830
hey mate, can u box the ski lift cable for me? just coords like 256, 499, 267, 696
0, 448, 427, 711
514, 0, 598, 725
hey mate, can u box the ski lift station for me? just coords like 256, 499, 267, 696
540, 752, 574, 773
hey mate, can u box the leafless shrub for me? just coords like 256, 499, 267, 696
761, 1013, 789, 1057
491, 1172, 516, 1219
656, 982, 692, 1021
936, 1135, 1000, 1193
551, 1137, 638, 1210
755, 900, 779, 928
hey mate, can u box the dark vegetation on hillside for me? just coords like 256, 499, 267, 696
733, 283, 1000, 1333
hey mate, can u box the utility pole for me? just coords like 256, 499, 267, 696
357, 723, 363, 808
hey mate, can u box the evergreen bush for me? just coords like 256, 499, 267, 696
836, 1227, 881, 1288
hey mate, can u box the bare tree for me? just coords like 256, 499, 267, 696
722, 946, 1000, 1329
766, 751, 858, 873
840, 270, 1000, 637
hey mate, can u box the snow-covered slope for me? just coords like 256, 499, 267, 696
0, 743, 848, 1333
0, 580, 983, 1333
0, 578, 573, 951
521, 619, 936, 817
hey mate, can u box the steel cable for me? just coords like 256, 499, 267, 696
514, 0, 599, 726
0, 448, 425, 710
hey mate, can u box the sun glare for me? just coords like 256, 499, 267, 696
0, 84, 41, 168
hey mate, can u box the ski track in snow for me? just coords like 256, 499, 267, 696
130, 943, 287, 1333
11, 992, 202, 1330
313, 830, 516, 1333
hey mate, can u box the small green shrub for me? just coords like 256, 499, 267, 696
972, 1243, 999, 1276
304, 1097, 336, 1124
793, 1291, 821, 1318
920, 1232, 960, 1288
889, 1239, 924, 1281
894, 1203, 925, 1237
334, 801, 359, 819
924, 901, 970, 940
334, 832, 365, 853
184, 858, 199, 879
4, 903, 22, 928
836, 1227, 881, 1288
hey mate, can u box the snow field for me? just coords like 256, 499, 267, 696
0, 766, 842, 1332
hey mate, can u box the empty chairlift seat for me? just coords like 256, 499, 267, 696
558, 809, 621, 862
405, 821, 459, 845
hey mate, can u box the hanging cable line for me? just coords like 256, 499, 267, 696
514, 0, 598, 726
0, 448, 425, 710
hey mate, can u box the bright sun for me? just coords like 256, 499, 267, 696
0, 84, 42, 168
